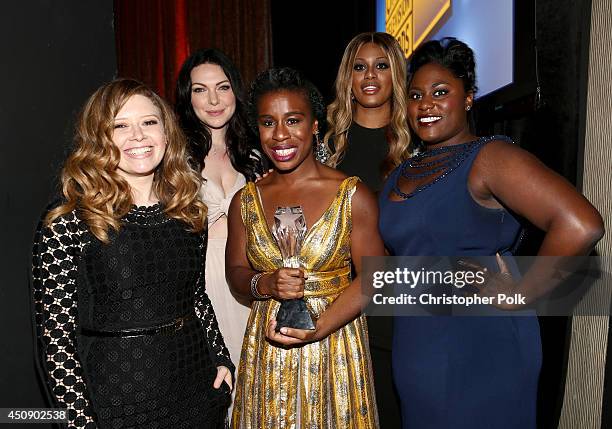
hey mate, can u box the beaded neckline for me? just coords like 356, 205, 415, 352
124, 202, 168, 225
130, 202, 163, 213
392, 136, 503, 200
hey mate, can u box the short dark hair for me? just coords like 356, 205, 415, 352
175, 48, 265, 181
409, 38, 478, 94
247, 67, 326, 133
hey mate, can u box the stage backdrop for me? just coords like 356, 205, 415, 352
114, 0, 273, 102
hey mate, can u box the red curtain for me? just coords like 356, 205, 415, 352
114, 0, 272, 102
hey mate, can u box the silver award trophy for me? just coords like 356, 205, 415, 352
272, 206, 316, 331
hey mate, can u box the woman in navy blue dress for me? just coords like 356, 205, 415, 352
378, 39, 604, 429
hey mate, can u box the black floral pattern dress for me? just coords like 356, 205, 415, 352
31, 203, 234, 429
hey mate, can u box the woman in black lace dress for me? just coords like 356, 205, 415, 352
31, 79, 233, 428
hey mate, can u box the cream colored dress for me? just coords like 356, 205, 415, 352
199, 173, 251, 379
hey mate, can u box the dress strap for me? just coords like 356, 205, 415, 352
342, 176, 360, 195
240, 182, 257, 226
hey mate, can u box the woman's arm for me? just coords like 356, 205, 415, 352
31, 210, 96, 428
225, 189, 305, 302
267, 182, 385, 344
193, 227, 234, 388
474, 140, 605, 303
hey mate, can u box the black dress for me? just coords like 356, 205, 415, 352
337, 122, 388, 192
31, 203, 233, 429
337, 122, 402, 428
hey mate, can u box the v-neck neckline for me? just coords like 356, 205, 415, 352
252, 177, 350, 248
202, 172, 242, 200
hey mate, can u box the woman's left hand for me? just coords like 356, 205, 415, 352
213, 365, 233, 390
458, 253, 525, 310
266, 319, 322, 346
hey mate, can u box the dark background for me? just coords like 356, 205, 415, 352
271, 0, 376, 105
0, 1, 607, 428
0, 2, 117, 427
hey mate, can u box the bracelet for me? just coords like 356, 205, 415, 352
250, 272, 271, 300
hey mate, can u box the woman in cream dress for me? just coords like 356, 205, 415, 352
175, 49, 266, 374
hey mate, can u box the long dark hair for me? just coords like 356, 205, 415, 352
175, 48, 266, 181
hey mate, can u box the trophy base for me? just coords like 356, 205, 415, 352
275, 299, 316, 331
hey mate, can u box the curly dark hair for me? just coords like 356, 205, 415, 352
247, 67, 326, 134
409, 38, 478, 94
175, 48, 266, 181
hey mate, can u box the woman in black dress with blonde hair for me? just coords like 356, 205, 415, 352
323, 31, 410, 187
323, 31, 410, 427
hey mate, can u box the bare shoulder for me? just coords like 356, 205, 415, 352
351, 181, 378, 213
477, 138, 541, 165
473, 138, 546, 178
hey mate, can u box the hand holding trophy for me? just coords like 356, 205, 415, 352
271, 206, 316, 331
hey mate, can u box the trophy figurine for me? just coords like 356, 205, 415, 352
272, 206, 316, 331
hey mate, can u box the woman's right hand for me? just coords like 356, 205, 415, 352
258, 268, 306, 300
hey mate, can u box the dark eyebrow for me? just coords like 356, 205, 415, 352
257, 111, 306, 118
408, 82, 449, 92
191, 79, 230, 87
354, 56, 388, 62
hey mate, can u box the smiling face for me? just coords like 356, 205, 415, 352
256, 90, 318, 172
407, 62, 474, 147
351, 42, 393, 110
190, 63, 236, 129
112, 94, 166, 182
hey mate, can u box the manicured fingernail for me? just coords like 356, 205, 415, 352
281, 328, 287, 334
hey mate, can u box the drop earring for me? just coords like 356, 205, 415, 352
314, 131, 331, 164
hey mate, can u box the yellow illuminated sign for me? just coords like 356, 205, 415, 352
386, 0, 451, 58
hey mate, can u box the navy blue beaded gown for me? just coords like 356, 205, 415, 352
378, 137, 542, 429
31, 203, 233, 429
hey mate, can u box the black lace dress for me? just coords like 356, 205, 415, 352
31, 203, 234, 429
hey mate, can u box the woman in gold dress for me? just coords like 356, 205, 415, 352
226, 68, 384, 428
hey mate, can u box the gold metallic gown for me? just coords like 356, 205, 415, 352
231, 176, 379, 429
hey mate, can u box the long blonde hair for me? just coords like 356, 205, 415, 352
47, 78, 206, 242
324, 32, 411, 176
